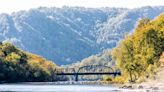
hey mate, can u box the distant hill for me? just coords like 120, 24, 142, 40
0, 42, 63, 82
68, 49, 114, 68
0, 6, 163, 65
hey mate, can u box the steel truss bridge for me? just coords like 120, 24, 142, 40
57, 65, 121, 81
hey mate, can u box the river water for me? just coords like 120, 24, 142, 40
0, 83, 145, 92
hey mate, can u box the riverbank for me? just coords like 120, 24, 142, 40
118, 65, 164, 92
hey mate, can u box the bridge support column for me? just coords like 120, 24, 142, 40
75, 74, 78, 81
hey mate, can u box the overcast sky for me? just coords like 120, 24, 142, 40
0, 0, 163, 14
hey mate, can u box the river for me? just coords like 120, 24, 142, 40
0, 83, 146, 92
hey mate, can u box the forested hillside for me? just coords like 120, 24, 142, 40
69, 49, 114, 68
111, 14, 164, 83
0, 6, 163, 65
0, 42, 63, 82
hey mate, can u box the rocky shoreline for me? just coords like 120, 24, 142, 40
118, 83, 161, 92
118, 67, 164, 92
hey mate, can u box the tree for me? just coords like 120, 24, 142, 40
111, 14, 164, 82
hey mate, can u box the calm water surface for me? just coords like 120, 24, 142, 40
0, 83, 145, 92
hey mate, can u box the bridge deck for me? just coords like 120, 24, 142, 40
56, 72, 120, 75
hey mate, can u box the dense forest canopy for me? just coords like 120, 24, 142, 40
0, 42, 64, 82
111, 13, 164, 83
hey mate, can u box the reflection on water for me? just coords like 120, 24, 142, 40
0, 83, 145, 92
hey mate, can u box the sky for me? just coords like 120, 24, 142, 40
0, 0, 163, 14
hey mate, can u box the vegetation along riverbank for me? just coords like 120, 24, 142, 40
103, 13, 164, 90
0, 42, 67, 83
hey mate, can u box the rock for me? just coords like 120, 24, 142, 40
127, 85, 133, 89
120, 85, 133, 89
138, 85, 144, 89
146, 89, 150, 92
152, 87, 159, 90
119, 85, 126, 89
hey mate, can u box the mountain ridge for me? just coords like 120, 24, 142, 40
0, 6, 163, 65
